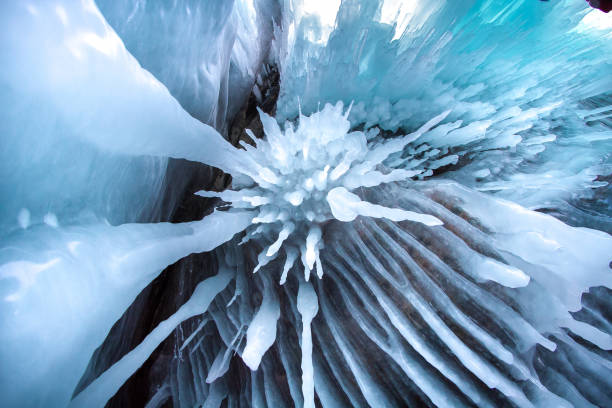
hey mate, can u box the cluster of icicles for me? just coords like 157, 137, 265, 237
208, 103, 612, 408
72, 103, 612, 408
198, 102, 445, 284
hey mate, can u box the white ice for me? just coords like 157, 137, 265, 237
0, 211, 251, 407
69, 268, 234, 408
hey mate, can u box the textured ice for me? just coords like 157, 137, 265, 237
1, 0, 612, 407
276, 0, 612, 214
69, 268, 234, 408
198, 102, 446, 283
95, 0, 276, 130
0, 211, 251, 407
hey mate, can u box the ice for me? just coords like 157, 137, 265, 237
0, 0, 245, 175
325, 248, 494, 407
206, 329, 245, 384
96, 0, 275, 129
474, 257, 530, 289
280, 247, 298, 285
0, 0, 270, 240
426, 155, 459, 171
16, 209, 30, 230
332, 244, 532, 407
473, 168, 491, 178
424, 181, 612, 310
69, 268, 233, 408
297, 281, 318, 408
273, 0, 612, 213
1, 0, 612, 406
201, 103, 446, 282
242, 279, 280, 370
267, 223, 295, 257
304, 226, 322, 270
0, 211, 251, 407
360, 220, 517, 366
314, 181, 609, 407
327, 186, 442, 225
317, 280, 396, 407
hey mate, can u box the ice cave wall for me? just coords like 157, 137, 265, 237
0, 0, 275, 406
0, 0, 611, 407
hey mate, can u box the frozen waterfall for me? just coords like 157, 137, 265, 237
1, 0, 611, 407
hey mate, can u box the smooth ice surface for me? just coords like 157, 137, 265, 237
242, 280, 281, 370
69, 268, 233, 408
0, 1, 244, 173
0, 211, 251, 407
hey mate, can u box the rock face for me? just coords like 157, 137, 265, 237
587, 0, 612, 13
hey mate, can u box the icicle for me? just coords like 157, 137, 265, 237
206, 329, 245, 384
242, 279, 280, 370
179, 317, 210, 352
297, 281, 319, 408
280, 247, 299, 285
305, 226, 322, 271
327, 187, 443, 225
267, 223, 295, 257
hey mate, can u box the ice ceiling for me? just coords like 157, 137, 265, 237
1, 0, 612, 407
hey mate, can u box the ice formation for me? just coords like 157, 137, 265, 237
198, 102, 445, 283
1, 0, 612, 407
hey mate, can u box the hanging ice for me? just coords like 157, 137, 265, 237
1, 0, 612, 407
198, 102, 446, 282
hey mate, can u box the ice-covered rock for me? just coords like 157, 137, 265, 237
1, 0, 612, 407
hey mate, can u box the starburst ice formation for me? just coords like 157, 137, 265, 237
2, 1, 612, 407
198, 102, 445, 283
